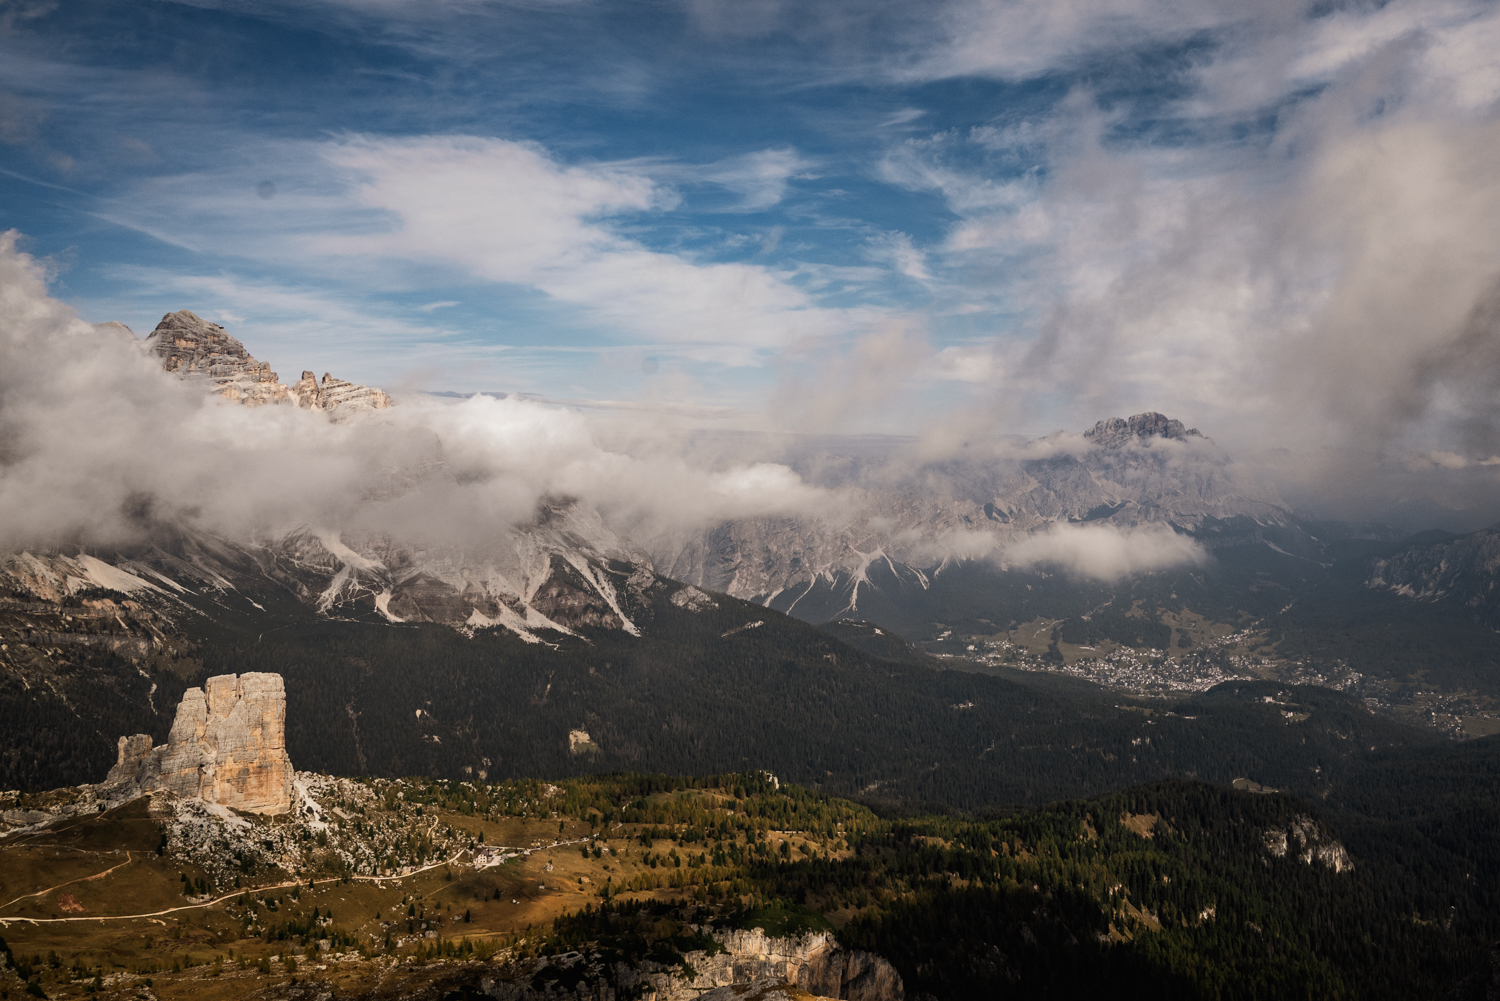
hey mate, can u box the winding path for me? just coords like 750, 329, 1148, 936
0, 853, 135, 912
0, 825, 599, 928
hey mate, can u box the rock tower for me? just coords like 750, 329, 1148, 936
106, 672, 294, 815
143, 310, 392, 417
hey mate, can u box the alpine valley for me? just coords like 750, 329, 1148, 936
4, 313, 1500, 1001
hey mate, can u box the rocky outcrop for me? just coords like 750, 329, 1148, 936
1262, 815, 1353, 872
1084, 411, 1203, 448
670, 585, 719, 612
105, 673, 293, 815
663, 929, 901, 1001
480, 929, 902, 1001
105, 734, 154, 785
142, 310, 390, 417
1367, 525, 1500, 627
287, 368, 393, 416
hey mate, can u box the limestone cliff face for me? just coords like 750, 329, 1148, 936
482, 929, 902, 1001
1262, 815, 1354, 873
145, 310, 290, 406
143, 310, 391, 417
1367, 525, 1500, 628
289, 368, 394, 417
665, 929, 902, 1001
106, 672, 293, 815
1083, 411, 1203, 448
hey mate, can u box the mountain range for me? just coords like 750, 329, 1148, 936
4, 311, 1500, 794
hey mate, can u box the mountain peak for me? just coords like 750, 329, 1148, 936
145, 309, 282, 403
1084, 412, 1203, 448
142, 309, 392, 416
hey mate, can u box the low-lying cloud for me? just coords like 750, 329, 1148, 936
1002, 524, 1208, 580
0, 232, 839, 554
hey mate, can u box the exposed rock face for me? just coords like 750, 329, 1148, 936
670, 585, 719, 612
289, 368, 394, 416
672, 929, 902, 1001
145, 310, 290, 406
1084, 411, 1203, 448
313, 371, 392, 415
105, 734, 154, 785
1262, 815, 1353, 872
105, 672, 293, 815
259, 501, 661, 641
1367, 525, 1500, 627
143, 310, 390, 417
652, 411, 1277, 615
482, 929, 902, 1001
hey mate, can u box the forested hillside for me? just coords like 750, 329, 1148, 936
179, 586, 1434, 811
470, 772, 1500, 1000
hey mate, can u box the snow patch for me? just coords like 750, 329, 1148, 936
75, 554, 163, 595
373, 589, 404, 623
314, 531, 386, 572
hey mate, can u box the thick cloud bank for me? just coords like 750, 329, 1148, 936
1003, 524, 1208, 580
0, 232, 834, 553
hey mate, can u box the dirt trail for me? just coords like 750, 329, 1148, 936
0, 851, 469, 926
0, 853, 134, 913
0, 818, 599, 927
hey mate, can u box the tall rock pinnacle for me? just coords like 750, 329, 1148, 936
105, 672, 294, 815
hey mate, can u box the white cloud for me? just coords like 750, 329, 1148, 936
894, 0, 1243, 82
771, 323, 933, 432
875, 7, 1500, 458
96, 134, 883, 371
925, 343, 998, 382
1003, 523, 1207, 579
688, 147, 814, 211
0, 233, 843, 551
865, 231, 932, 284
314, 135, 870, 348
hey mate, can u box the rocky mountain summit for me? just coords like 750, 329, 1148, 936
1083, 411, 1203, 448
105, 672, 294, 815
0, 397, 1289, 645
143, 310, 391, 416
651, 411, 1283, 619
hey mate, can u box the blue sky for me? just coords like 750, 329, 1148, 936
3, 0, 1499, 450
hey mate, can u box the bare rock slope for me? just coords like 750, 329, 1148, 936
1367, 526, 1500, 627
